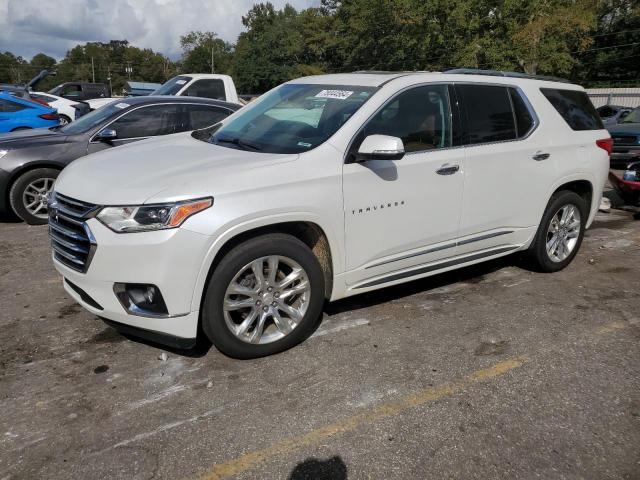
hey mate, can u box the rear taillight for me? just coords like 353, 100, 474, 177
596, 138, 613, 155
38, 113, 59, 121
30, 97, 50, 107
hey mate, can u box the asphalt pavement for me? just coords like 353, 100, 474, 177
0, 209, 638, 480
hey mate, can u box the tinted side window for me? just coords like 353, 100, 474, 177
509, 88, 535, 137
0, 99, 27, 112
184, 79, 226, 100
185, 105, 230, 130
540, 88, 603, 131
109, 104, 182, 139
358, 84, 452, 154
457, 84, 516, 144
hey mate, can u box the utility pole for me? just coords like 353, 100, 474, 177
107, 66, 112, 96
91, 57, 95, 83
211, 45, 215, 74
126, 62, 132, 80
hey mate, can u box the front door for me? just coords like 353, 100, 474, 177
342, 84, 465, 287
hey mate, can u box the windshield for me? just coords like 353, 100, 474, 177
209, 83, 377, 154
152, 76, 192, 96
61, 102, 127, 134
621, 108, 640, 124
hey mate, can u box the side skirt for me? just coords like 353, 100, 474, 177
352, 245, 519, 290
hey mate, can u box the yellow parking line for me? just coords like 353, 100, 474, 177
196, 357, 526, 480
195, 318, 638, 480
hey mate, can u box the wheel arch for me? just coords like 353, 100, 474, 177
5, 162, 64, 214
193, 218, 339, 316
543, 174, 597, 228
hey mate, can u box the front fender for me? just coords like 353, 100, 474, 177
187, 211, 343, 313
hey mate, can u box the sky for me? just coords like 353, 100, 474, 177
0, 0, 319, 61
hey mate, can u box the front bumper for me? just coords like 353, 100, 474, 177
53, 218, 211, 342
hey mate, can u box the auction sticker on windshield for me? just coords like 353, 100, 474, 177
315, 90, 354, 100
115, 103, 129, 109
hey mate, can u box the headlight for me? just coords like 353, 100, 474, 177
0, 149, 9, 160
97, 197, 212, 233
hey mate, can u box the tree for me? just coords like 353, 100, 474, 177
232, 3, 332, 93
179, 31, 234, 74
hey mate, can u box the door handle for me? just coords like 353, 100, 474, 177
532, 151, 550, 161
436, 164, 460, 175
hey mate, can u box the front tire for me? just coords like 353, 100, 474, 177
9, 168, 59, 225
527, 190, 587, 272
202, 234, 325, 359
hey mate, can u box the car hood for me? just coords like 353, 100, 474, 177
0, 128, 69, 147
607, 123, 640, 135
55, 132, 298, 205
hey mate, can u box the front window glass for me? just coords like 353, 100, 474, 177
152, 76, 192, 96
357, 84, 452, 153
209, 84, 376, 154
61, 103, 127, 134
109, 104, 182, 138
621, 108, 640, 124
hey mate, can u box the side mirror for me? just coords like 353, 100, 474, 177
96, 128, 117, 141
357, 134, 405, 161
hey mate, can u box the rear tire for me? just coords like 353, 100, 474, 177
527, 190, 588, 272
202, 234, 325, 359
59, 114, 72, 126
9, 168, 59, 225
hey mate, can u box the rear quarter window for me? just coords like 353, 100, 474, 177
540, 88, 603, 131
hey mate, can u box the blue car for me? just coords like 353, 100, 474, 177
0, 90, 60, 133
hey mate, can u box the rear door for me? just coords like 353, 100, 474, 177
455, 83, 553, 255
182, 104, 233, 131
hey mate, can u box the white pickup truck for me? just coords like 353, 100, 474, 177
87, 74, 240, 110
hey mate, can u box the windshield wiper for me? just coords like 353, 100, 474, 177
215, 136, 262, 151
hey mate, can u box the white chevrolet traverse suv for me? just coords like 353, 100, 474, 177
48, 70, 611, 358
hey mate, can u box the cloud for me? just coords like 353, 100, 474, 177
0, 0, 319, 60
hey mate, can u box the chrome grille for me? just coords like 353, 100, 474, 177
48, 193, 99, 272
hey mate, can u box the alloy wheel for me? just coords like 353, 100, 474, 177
22, 177, 55, 219
546, 204, 581, 263
223, 255, 311, 344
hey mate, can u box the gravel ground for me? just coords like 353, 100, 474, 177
0, 209, 638, 480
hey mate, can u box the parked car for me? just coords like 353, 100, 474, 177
87, 74, 240, 111
607, 107, 640, 168
0, 96, 240, 224
597, 104, 633, 126
29, 92, 90, 125
48, 70, 610, 358
0, 90, 59, 133
609, 160, 640, 206
48, 82, 110, 101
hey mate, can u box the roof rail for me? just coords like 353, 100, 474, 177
444, 68, 570, 84
351, 70, 434, 75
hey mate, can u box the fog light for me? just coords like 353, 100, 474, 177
114, 283, 169, 317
